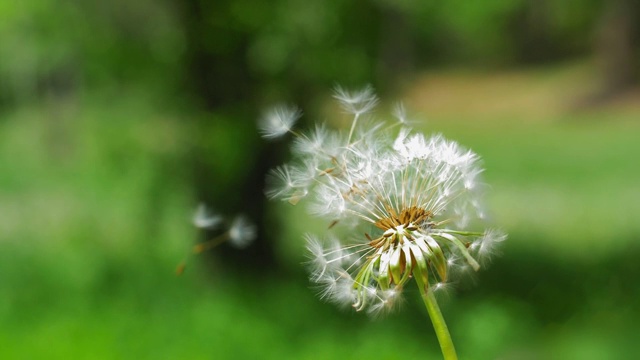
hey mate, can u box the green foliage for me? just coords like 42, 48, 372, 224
0, 0, 183, 105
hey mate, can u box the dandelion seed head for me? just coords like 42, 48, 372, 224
265, 87, 505, 315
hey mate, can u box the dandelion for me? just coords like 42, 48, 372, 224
262, 86, 506, 360
177, 205, 257, 275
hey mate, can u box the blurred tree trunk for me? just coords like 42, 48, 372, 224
377, 5, 416, 89
595, 0, 638, 97
177, 0, 279, 273
510, 0, 556, 64
177, 2, 253, 111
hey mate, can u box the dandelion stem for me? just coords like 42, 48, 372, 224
418, 283, 458, 360
288, 129, 304, 138
347, 114, 359, 145
437, 230, 483, 237
193, 233, 230, 254
434, 233, 481, 271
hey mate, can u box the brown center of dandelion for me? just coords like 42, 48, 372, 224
374, 206, 432, 231
368, 206, 432, 249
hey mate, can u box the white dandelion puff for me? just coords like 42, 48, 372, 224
472, 228, 507, 264
329, 272, 358, 308
430, 281, 454, 301
392, 102, 419, 127
192, 203, 223, 229
333, 85, 379, 116
306, 234, 329, 279
265, 164, 310, 203
228, 215, 257, 248
264, 87, 505, 317
293, 123, 330, 156
367, 287, 404, 317
258, 104, 302, 139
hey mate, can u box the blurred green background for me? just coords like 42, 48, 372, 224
1, 1, 639, 359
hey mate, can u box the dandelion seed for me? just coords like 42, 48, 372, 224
228, 215, 257, 248
258, 104, 302, 139
333, 85, 379, 116
179, 206, 257, 275
293, 124, 330, 156
392, 102, 417, 126
472, 228, 507, 264
265, 165, 310, 202
367, 288, 404, 317
192, 203, 223, 229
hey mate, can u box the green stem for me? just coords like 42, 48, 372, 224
347, 114, 359, 145
437, 230, 483, 237
419, 286, 458, 360
433, 233, 480, 271
192, 233, 230, 254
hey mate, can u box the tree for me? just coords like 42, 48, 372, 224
595, 0, 638, 98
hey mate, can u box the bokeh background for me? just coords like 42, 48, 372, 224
2, 1, 639, 359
